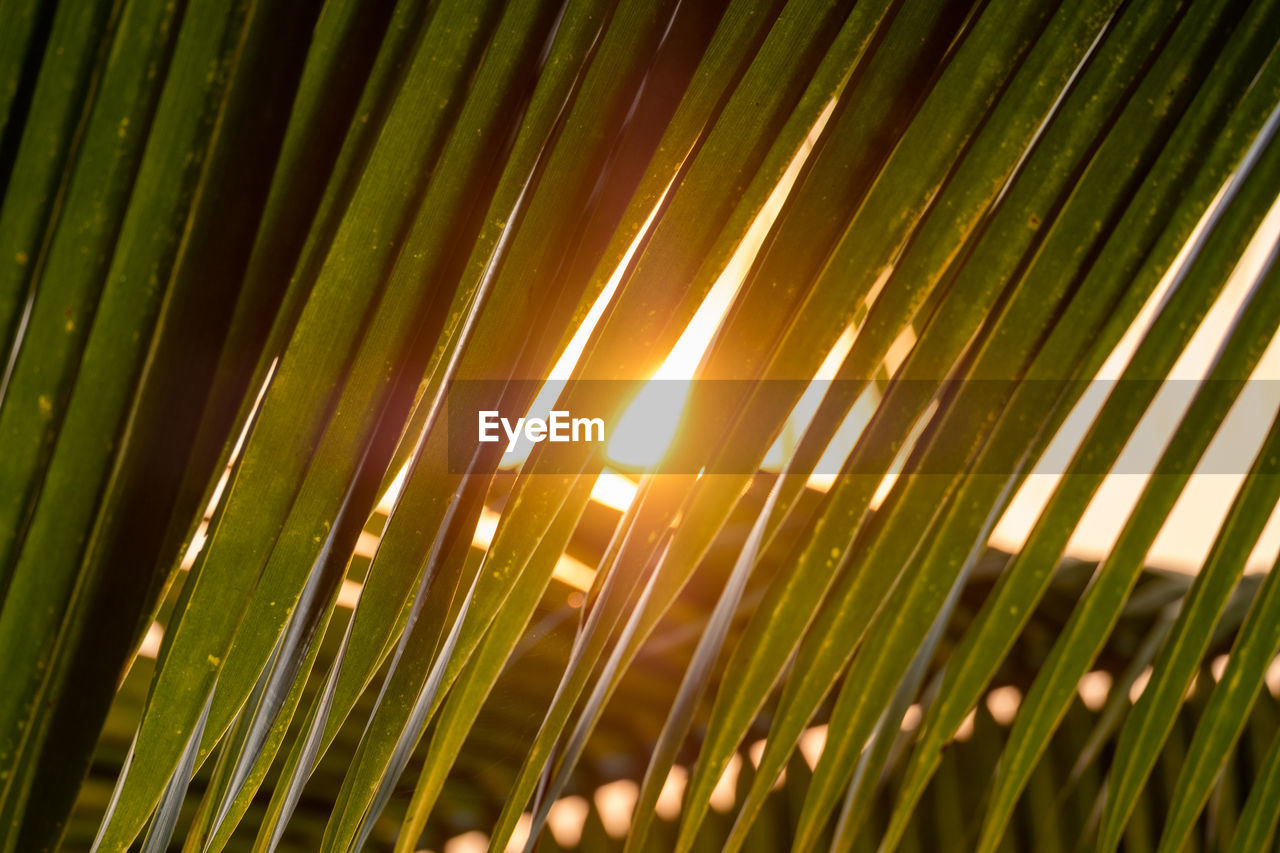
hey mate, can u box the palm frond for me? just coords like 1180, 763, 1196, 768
2, 0, 1280, 850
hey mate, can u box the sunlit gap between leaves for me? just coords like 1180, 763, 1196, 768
386, 125, 1280, 853
145, 94, 841, 664
150, 101, 1280, 667
137, 80, 1280, 853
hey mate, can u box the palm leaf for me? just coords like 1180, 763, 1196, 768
1, 0, 1279, 850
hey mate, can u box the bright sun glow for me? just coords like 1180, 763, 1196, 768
500, 182, 674, 470
607, 99, 838, 470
